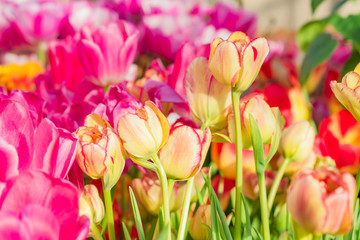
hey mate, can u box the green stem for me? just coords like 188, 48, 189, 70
90, 223, 104, 240
355, 166, 360, 198
258, 174, 271, 240
313, 235, 321, 240
267, 158, 290, 211
151, 154, 171, 239
177, 177, 195, 240
168, 179, 175, 200
102, 179, 115, 240
231, 90, 243, 240
37, 41, 47, 66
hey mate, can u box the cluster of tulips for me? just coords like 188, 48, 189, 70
1, 0, 360, 239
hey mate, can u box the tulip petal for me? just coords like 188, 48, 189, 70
145, 101, 169, 149
331, 81, 360, 122
235, 37, 269, 92
0, 137, 19, 182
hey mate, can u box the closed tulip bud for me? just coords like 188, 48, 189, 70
185, 57, 232, 131
278, 121, 315, 162
118, 101, 169, 162
228, 94, 277, 149
75, 114, 125, 190
79, 184, 105, 225
158, 123, 211, 180
287, 166, 356, 235
189, 204, 212, 240
209, 31, 270, 93
331, 63, 360, 122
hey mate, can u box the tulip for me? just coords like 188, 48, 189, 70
228, 93, 277, 149
79, 184, 105, 226
75, 113, 125, 190
158, 122, 211, 180
77, 20, 139, 86
188, 204, 211, 240
287, 166, 356, 235
331, 63, 360, 122
208, 31, 269, 93
185, 57, 232, 131
117, 101, 169, 162
278, 121, 315, 162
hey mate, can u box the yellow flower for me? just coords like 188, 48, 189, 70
209, 32, 269, 93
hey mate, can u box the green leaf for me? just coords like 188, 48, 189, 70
341, 50, 360, 79
249, 114, 265, 175
122, 222, 132, 240
331, 0, 349, 14
241, 194, 252, 240
300, 33, 338, 85
265, 108, 282, 165
158, 208, 164, 232
156, 224, 170, 240
146, 218, 158, 240
311, 0, 325, 13
129, 187, 146, 240
330, 14, 360, 50
297, 20, 327, 52
210, 193, 221, 240
252, 227, 264, 240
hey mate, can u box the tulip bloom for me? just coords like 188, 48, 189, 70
79, 184, 105, 226
77, 20, 139, 86
118, 101, 169, 161
287, 166, 356, 235
209, 31, 269, 93
228, 93, 277, 149
278, 121, 315, 162
75, 113, 125, 190
188, 204, 211, 240
158, 122, 211, 180
185, 57, 231, 131
331, 63, 360, 122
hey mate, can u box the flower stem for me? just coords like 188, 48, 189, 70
102, 178, 115, 240
258, 173, 271, 240
231, 90, 243, 240
177, 176, 195, 240
151, 154, 171, 239
267, 158, 290, 211
90, 223, 104, 240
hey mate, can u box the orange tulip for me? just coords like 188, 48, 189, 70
117, 101, 169, 161
188, 204, 211, 240
287, 166, 356, 235
75, 113, 125, 190
331, 63, 360, 122
209, 31, 269, 93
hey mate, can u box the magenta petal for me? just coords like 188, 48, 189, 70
21, 204, 60, 240
0, 212, 24, 240
0, 137, 19, 182
0, 100, 34, 169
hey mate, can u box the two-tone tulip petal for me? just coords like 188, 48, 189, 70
117, 101, 169, 162
209, 31, 270, 93
287, 166, 356, 235
185, 57, 231, 131
158, 123, 211, 180
75, 114, 125, 190
79, 184, 105, 226
331, 63, 360, 122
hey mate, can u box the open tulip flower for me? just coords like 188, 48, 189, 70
75, 113, 125, 190
287, 166, 356, 236
209, 31, 270, 93
331, 63, 360, 122
158, 122, 211, 180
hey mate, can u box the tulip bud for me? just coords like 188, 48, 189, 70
158, 123, 211, 180
331, 63, 360, 122
228, 94, 277, 149
117, 101, 169, 162
185, 57, 232, 131
189, 204, 211, 240
79, 184, 105, 225
75, 113, 125, 190
209, 31, 270, 93
278, 121, 315, 162
287, 166, 356, 235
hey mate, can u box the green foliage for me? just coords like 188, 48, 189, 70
297, 20, 327, 52
129, 187, 146, 240
330, 14, 360, 50
311, 0, 325, 13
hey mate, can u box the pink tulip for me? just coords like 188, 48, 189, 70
0, 170, 89, 239
48, 37, 86, 91
158, 122, 211, 180
77, 20, 140, 86
287, 166, 356, 235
